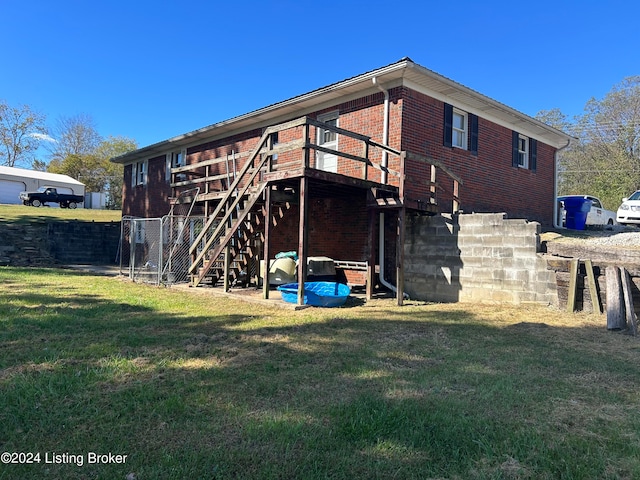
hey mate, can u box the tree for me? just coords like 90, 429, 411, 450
48, 135, 136, 209
535, 108, 572, 132
47, 113, 101, 163
0, 100, 48, 168
540, 77, 640, 211
94, 136, 137, 209
31, 159, 48, 171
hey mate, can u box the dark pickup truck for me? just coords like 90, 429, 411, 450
19, 186, 84, 209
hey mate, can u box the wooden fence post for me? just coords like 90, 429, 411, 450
567, 259, 579, 312
606, 266, 626, 330
621, 267, 638, 335
584, 259, 602, 314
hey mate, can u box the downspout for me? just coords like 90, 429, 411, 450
372, 77, 389, 184
553, 138, 572, 229
372, 77, 407, 298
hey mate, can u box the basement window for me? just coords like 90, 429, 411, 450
134, 221, 145, 244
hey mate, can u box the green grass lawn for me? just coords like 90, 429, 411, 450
1, 267, 640, 479
0, 204, 121, 223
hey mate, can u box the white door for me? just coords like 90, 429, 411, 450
586, 197, 602, 225
0, 180, 26, 204
317, 112, 338, 173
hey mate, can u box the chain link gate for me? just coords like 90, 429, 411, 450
160, 215, 206, 284
124, 217, 164, 284
119, 215, 206, 285
118, 188, 203, 285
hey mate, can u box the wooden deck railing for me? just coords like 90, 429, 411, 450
171, 115, 462, 212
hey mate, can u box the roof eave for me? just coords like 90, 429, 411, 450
111, 58, 574, 164
402, 62, 576, 149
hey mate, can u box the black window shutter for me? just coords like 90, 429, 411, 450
529, 138, 537, 172
469, 113, 478, 155
512, 131, 520, 167
443, 103, 453, 148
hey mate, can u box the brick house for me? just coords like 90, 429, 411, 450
112, 58, 572, 304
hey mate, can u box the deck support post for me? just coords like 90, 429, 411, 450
297, 176, 309, 305
366, 208, 376, 300
396, 152, 406, 306
396, 207, 406, 306
262, 185, 272, 299
223, 244, 230, 292
303, 124, 310, 168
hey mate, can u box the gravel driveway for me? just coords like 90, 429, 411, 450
543, 226, 640, 250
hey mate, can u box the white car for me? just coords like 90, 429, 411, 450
558, 195, 617, 227
616, 191, 640, 225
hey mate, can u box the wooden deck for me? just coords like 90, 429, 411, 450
169, 116, 462, 305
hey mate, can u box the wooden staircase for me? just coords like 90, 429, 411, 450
190, 184, 267, 287
188, 124, 289, 287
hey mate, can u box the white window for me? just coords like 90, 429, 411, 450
270, 132, 279, 161
166, 149, 186, 181
517, 134, 529, 168
452, 109, 468, 149
172, 150, 185, 168
131, 160, 147, 186
138, 161, 146, 185
134, 221, 145, 244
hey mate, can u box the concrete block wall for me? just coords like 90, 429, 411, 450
0, 220, 121, 266
0, 223, 55, 266
48, 221, 121, 264
405, 213, 557, 304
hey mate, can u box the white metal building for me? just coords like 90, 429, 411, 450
0, 165, 85, 206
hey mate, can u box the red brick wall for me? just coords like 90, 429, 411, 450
121, 86, 557, 228
267, 191, 371, 284
269, 193, 369, 260
122, 155, 171, 218
186, 128, 263, 193
400, 87, 556, 226
312, 90, 403, 185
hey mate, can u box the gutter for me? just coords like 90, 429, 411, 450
372, 77, 390, 184
553, 138, 573, 229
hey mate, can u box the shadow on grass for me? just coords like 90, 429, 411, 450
1, 268, 640, 479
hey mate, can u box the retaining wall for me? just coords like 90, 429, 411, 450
404, 213, 557, 304
545, 242, 640, 315
0, 220, 121, 266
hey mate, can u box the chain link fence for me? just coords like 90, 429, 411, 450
117, 188, 205, 285
118, 215, 207, 285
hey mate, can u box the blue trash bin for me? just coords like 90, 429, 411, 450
563, 197, 592, 230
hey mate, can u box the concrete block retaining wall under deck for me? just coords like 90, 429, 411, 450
404, 213, 557, 304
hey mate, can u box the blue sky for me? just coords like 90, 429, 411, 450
2, 0, 639, 158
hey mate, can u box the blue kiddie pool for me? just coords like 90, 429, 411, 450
278, 282, 351, 307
